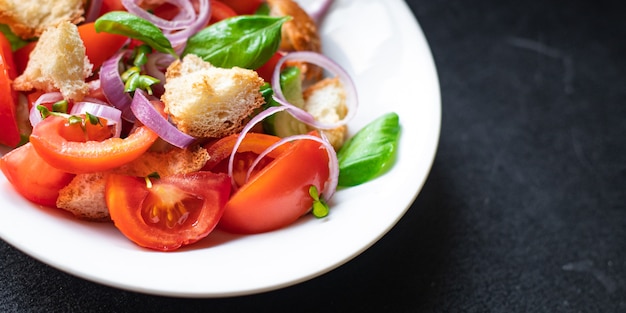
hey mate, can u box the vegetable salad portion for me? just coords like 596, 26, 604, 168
0, 0, 400, 251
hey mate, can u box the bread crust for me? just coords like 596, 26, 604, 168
56, 146, 210, 222
0, 0, 86, 39
266, 0, 323, 82
303, 77, 348, 150
162, 54, 265, 139
12, 21, 93, 101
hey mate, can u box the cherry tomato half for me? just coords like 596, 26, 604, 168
78, 22, 128, 71
106, 171, 231, 251
218, 133, 330, 234
0, 143, 75, 207
29, 115, 158, 174
219, 0, 263, 15
0, 32, 21, 147
202, 132, 290, 187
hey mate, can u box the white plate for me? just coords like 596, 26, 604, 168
0, 0, 440, 297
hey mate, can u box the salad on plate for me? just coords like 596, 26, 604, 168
0, 0, 400, 251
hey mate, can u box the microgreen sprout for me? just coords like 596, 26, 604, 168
132, 44, 153, 67
37, 104, 104, 136
121, 66, 160, 95
309, 185, 329, 218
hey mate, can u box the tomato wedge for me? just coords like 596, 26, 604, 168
78, 22, 128, 70
218, 135, 330, 234
0, 32, 21, 148
203, 132, 289, 187
208, 1, 237, 24
29, 115, 158, 174
219, 0, 263, 15
106, 172, 231, 251
0, 143, 75, 207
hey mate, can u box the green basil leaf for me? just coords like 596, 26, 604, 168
182, 15, 288, 69
95, 12, 175, 56
337, 112, 401, 187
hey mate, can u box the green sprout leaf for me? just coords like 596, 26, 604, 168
309, 185, 329, 218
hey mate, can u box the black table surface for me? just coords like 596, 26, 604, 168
2, 0, 625, 312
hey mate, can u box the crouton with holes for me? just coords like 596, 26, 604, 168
303, 77, 348, 150
12, 21, 93, 101
0, 0, 86, 39
162, 54, 265, 139
56, 146, 210, 222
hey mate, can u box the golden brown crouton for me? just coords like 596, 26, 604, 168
0, 0, 86, 39
162, 54, 265, 139
56, 146, 210, 222
266, 0, 323, 82
12, 21, 93, 101
303, 77, 348, 150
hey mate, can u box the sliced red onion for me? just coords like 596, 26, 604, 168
100, 51, 135, 122
271, 51, 358, 130
144, 52, 176, 96
166, 0, 210, 48
228, 105, 339, 202
122, 0, 211, 48
70, 101, 123, 138
85, 0, 103, 23
130, 89, 196, 148
122, 0, 196, 30
29, 92, 65, 127
248, 133, 339, 202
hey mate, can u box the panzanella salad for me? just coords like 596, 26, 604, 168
0, 0, 400, 251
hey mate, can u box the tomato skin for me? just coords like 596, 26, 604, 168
29, 115, 159, 174
106, 172, 231, 251
203, 132, 290, 186
99, 0, 125, 14
0, 143, 75, 207
219, 0, 263, 15
78, 22, 128, 70
13, 41, 35, 76
219, 136, 330, 234
209, 0, 237, 24
0, 32, 21, 148
256, 51, 286, 82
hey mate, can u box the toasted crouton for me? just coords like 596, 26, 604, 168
162, 54, 265, 139
303, 77, 348, 150
266, 0, 323, 81
56, 146, 210, 222
12, 21, 93, 101
266, 0, 321, 53
0, 0, 86, 39
56, 172, 110, 222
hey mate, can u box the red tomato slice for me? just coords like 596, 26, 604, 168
203, 132, 290, 186
99, 0, 125, 15
0, 143, 75, 207
256, 51, 286, 82
219, 0, 263, 15
208, 0, 237, 24
13, 41, 35, 76
29, 115, 158, 174
105, 171, 231, 251
78, 22, 128, 71
0, 32, 21, 148
219, 134, 330, 234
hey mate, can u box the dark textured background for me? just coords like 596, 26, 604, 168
2, 0, 625, 312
